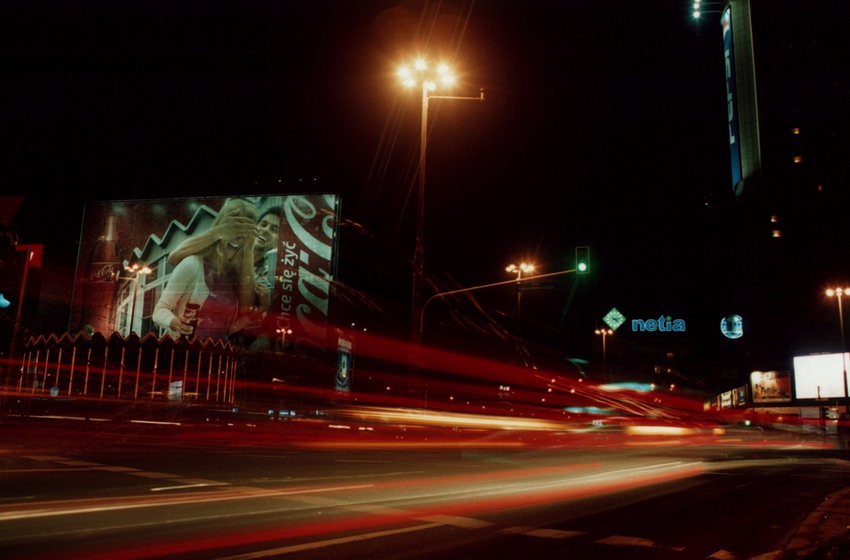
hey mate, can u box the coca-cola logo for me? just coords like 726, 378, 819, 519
89, 264, 116, 282
275, 195, 336, 348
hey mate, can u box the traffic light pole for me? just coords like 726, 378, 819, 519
419, 268, 578, 335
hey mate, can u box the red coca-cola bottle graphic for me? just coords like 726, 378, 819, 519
82, 214, 121, 334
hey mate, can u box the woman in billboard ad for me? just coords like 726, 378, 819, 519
164, 201, 283, 345
73, 194, 339, 351
152, 198, 258, 340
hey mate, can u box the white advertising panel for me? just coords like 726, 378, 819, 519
792, 353, 850, 399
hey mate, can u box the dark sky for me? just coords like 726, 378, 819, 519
4, 1, 845, 374
2, 1, 727, 258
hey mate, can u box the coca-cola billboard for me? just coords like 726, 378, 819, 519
72, 195, 341, 356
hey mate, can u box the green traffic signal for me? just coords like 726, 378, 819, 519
575, 246, 590, 274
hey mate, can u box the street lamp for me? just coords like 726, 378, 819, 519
826, 287, 850, 413
595, 328, 614, 380
506, 262, 534, 334
398, 58, 484, 345
276, 327, 293, 354
691, 1, 723, 19
123, 262, 151, 335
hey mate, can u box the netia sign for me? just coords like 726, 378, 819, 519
631, 315, 686, 332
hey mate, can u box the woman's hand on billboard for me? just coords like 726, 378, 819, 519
168, 216, 257, 267
170, 315, 196, 336
218, 216, 257, 244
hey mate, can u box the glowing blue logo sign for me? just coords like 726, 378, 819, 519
720, 314, 744, 339
631, 316, 686, 332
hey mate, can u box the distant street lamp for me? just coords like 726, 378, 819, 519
276, 327, 293, 354
123, 262, 151, 335
691, 1, 723, 19
506, 262, 534, 334
595, 328, 614, 380
398, 58, 484, 346
825, 287, 850, 413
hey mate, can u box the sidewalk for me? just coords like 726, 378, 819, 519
782, 485, 850, 559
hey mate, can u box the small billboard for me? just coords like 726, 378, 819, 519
750, 370, 792, 403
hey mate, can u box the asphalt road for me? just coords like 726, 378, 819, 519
1, 417, 849, 560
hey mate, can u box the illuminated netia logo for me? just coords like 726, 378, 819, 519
631, 316, 686, 332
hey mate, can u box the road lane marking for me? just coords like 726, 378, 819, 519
596, 534, 686, 551
502, 526, 585, 539
708, 550, 738, 559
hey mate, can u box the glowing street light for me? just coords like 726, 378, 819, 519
123, 262, 151, 335
506, 262, 534, 334
276, 327, 293, 354
825, 287, 850, 413
691, 1, 723, 19
595, 328, 614, 380
398, 58, 484, 346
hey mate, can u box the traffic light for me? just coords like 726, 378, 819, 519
575, 246, 590, 275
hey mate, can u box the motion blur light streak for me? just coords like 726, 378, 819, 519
333, 405, 574, 431
58, 457, 707, 560
218, 522, 448, 560
0, 483, 376, 522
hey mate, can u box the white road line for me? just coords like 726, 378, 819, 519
708, 550, 738, 559
501, 526, 585, 539
596, 534, 686, 551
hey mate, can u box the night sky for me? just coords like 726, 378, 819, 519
2, 1, 848, 382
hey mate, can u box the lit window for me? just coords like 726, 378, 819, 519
772, 230, 782, 238
770, 215, 779, 223
791, 127, 801, 135
792, 155, 803, 164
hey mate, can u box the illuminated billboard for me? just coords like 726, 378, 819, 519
721, 7, 743, 191
750, 370, 792, 403
792, 353, 850, 400
72, 194, 340, 356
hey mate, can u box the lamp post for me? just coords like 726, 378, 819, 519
276, 327, 292, 354
595, 328, 614, 381
691, 1, 724, 19
826, 287, 850, 413
398, 59, 484, 346
123, 262, 151, 335
506, 262, 534, 334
